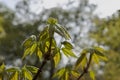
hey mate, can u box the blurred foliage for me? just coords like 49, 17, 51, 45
90, 11, 120, 80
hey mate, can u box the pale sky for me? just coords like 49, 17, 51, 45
0, 0, 120, 18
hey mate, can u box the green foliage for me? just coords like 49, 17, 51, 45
0, 18, 107, 80
90, 11, 120, 80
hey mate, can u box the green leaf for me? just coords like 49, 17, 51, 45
22, 35, 36, 48
39, 27, 49, 41
37, 47, 43, 59
22, 48, 31, 59
55, 24, 71, 40
22, 67, 32, 80
94, 50, 108, 61
47, 17, 58, 25
30, 42, 37, 55
0, 63, 5, 73
62, 48, 77, 58
75, 54, 87, 69
61, 41, 73, 49
53, 68, 65, 78
92, 53, 99, 64
71, 70, 80, 78
10, 71, 19, 80
6, 67, 20, 72
26, 66, 38, 73
53, 52, 61, 67
89, 71, 95, 80
64, 71, 69, 80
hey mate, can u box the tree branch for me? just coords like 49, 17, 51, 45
77, 54, 93, 80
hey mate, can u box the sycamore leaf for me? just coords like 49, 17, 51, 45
26, 66, 38, 73
37, 47, 43, 59
62, 48, 77, 58
71, 70, 80, 78
61, 41, 73, 49
53, 52, 61, 67
89, 71, 95, 80
10, 71, 19, 80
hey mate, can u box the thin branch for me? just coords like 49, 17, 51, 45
33, 60, 46, 80
77, 54, 93, 80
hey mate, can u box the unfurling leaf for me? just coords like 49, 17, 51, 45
53, 68, 65, 78
30, 42, 37, 55
0, 63, 5, 73
75, 54, 87, 69
6, 67, 20, 72
71, 71, 80, 78
53, 52, 61, 67
61, 41, 73, 49
64, 71, 69, 80
26, 66, 38, 73
55, 24, 71, 40
92, 53, 99, 64
22, 48, 31, 59
37, 47, 42, 59
47, 17, 58, 25
89, 71, 95, 80
22, 67, 32, 80
22, 35, 36, 48
62, 48, 77, 58
10, 71, 19, 80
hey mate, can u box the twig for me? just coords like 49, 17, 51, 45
77, 54, 93, 80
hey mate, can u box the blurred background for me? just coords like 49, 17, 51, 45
0, 0, 120, 80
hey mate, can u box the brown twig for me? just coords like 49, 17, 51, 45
77, 54, 93, 80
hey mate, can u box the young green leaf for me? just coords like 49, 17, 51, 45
26, 66, 38, 73
22, 48, 31, 59
64, 71, 69, 80
37, 47, 43, 59
10, 71, 19, 80
53, 52, 61, 67
55, 24, 71, 40
89, 71, 95, 80
0, 63, 5, 73
30, 42, 37, 55
6, 67, 20, 72
61, 41, 73, 49
75, 54, 87, 69
47, 17, 58, 25
92, 53, 99, 64
71, 70, 80, 78
62, 48, 77, 58
94, 50, 108, 61
22, 35, 36, 48
53, 68, 65, 78
22, 67, 33, 80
